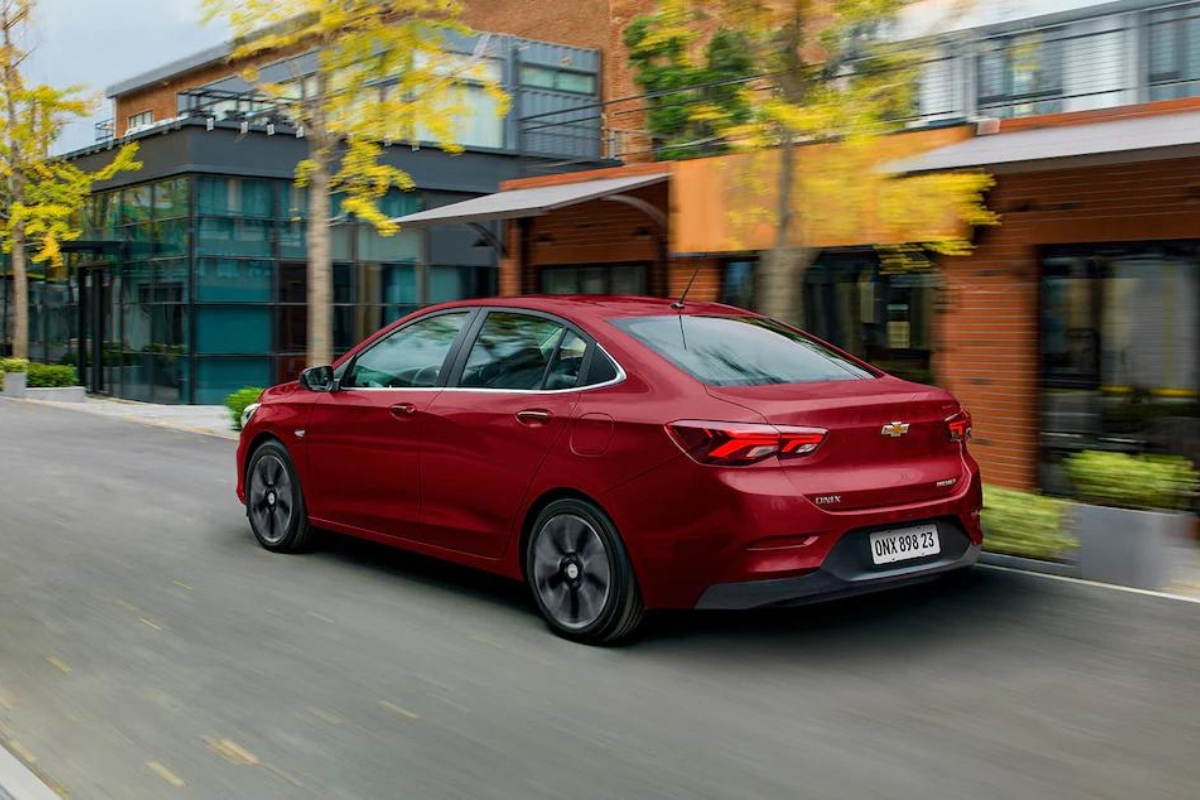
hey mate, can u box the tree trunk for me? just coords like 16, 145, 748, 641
306, 66, 333, 368
10, 207, 27, 359
1, 3, 26, 359
306, 156, 332, 368
756, 12, 813, 329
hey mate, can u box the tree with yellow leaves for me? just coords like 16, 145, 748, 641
632, 0, 995, 325
202, 0, 509, 367
0, 0, 141, 360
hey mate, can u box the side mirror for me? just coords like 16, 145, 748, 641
299, 365, 337, 392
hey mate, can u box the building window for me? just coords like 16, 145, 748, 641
721, 259, 756, 310
520, 65, 597, 95
127, 110, 154, 130
803, 252, 937, 385
1148, 4, 1200, 100
540, 264, 648, 295
1040, 245, 1200, 496
409, 54, 506, 150
977, 31, 1065, 118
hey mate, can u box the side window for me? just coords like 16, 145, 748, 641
460, 312, 565, 390
583, 348, 619, 386
345, 312, 469, 388
545, 331, 588, 390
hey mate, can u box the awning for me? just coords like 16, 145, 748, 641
888, 110, 1200, 174
392, 172, 669, 226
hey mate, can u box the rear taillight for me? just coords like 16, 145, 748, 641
946, 408, 972, 443
666, 421, 827, 466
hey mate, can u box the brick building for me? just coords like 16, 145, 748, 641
398, 0, 1200, 494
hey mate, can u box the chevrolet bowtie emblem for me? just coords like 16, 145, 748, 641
881, 421, 910, 438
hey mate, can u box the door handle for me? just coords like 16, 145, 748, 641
389, 402, 417, 419
516, 409, 552, 425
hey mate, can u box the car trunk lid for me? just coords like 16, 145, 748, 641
706, 378, 967, 510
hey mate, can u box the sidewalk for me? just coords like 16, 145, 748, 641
12, 396, 236, 440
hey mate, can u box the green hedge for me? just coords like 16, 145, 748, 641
226, 387, 264, 431
27, 364, 77, 388
1066, 450, 1199, 512
982, 485, 1078, 561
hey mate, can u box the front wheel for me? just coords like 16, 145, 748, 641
246, 441, 315, 553
526, 498, 644, 645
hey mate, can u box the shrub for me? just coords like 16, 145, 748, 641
1066, 450, 1200, 512
226, 387, 264, 431
26, 363, 77, 388
982, 485, 1078, 561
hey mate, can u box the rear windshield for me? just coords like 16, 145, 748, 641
613, 315, 876, 386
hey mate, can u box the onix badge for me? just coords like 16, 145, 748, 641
881, 421, 910, 438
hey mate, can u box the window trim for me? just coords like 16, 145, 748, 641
441, 307, 627, 394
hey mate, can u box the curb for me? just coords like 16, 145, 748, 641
979, 551, 1080, 578
0, 742, 61, 800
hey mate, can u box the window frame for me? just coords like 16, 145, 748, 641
443, 307, 626, 394
1146, 4, 1200, 95
127, 110, 154, 129
337, 307, 478, 391
538, 263, 650, 295
976, 30, 1066, 115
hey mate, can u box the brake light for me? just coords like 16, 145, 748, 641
946, 408, 972, 443
667, 421, 827, 466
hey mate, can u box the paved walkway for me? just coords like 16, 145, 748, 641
14, 396, 236, 440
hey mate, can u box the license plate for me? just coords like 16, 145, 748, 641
869, 524, 941, 565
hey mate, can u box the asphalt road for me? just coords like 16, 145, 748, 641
1, 399, 1199, 800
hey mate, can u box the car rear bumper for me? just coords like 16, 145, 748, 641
694, 519, 980, 610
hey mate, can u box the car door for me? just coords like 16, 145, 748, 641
420, 311, 587, 557
303, 309, 474, 539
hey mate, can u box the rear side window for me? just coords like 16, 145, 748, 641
461, 312, 565, 390
614, 315, 875, 386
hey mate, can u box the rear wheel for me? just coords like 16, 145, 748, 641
246, 441, 314, 553
526, 498, 644, 644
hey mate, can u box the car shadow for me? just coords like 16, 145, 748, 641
635, 567, 1047, 657
284, 527, 1044, 653
310, 530, 537, 614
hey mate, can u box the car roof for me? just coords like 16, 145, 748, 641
425, 295, 757, 323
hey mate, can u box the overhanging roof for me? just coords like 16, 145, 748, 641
393, 173, 669, 227
888, 110, 1200, 174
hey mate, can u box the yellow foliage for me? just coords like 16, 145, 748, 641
650, 0, 996, 262
203, 0, 509, 238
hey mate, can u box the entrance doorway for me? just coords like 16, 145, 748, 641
74, 264, 117, 395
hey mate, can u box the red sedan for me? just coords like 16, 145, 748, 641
236, 297, 982, 644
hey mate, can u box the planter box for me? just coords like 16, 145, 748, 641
27, 386, 86, 403
1074, 503, 1190, 590
2, 371, 26, 398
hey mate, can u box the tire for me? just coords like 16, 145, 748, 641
245, 440, 315, 553
526, 498, 644, 645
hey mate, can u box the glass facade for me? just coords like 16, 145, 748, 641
1, 175, 497, 404
1040, 243, 1200, 495
802, 252, 937, 385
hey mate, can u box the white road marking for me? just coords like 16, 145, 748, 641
979, 563, 1200, 604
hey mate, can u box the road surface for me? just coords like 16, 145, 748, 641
1, 399, 1198, 799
